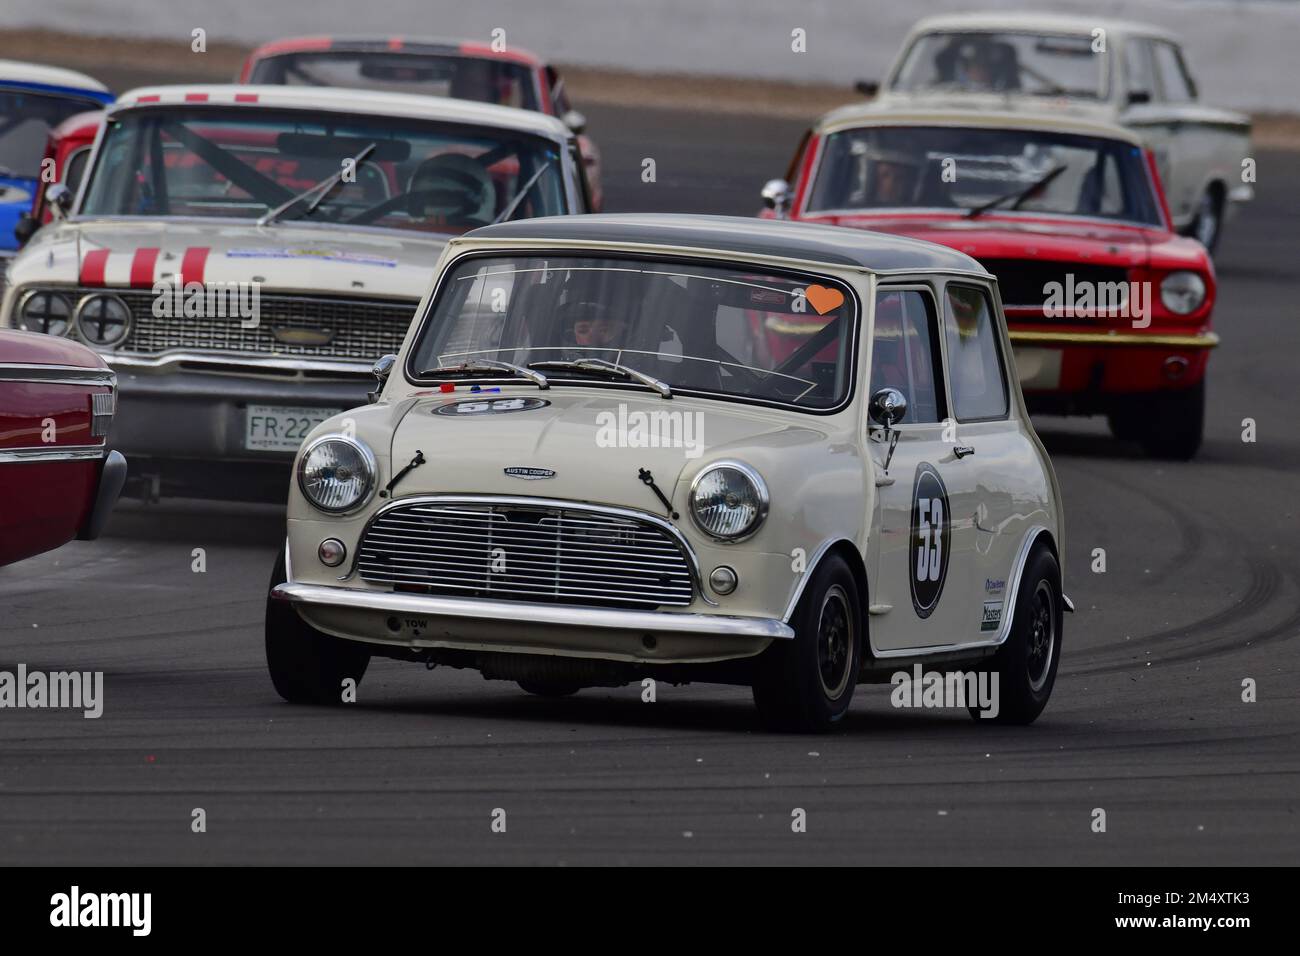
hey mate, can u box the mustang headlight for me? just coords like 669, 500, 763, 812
690, 461, 769, 541
297, 436, 377, 514
1160, 271, 1207, 315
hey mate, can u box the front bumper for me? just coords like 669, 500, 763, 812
109, 366, 369, 463
271, 581, 794, 665
1010, 328, 1215, 407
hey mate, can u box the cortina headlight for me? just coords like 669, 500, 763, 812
1160, 271, 1207, 315
297, 435, 377, 514
690, 461, 769, 541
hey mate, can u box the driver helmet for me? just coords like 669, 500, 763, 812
408, 153, 495, 223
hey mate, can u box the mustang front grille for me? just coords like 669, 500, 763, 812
356, 501, 696, 609
51, 288, 415, 361
979, 259, 1131, 316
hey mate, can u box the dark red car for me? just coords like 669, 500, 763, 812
0, 327, 126, 567
764, 106, 1218, 458
238, 35, 603, 210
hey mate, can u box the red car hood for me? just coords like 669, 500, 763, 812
806, 213, 1154, 268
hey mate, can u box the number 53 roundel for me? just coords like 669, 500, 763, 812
910, 462, 951, 619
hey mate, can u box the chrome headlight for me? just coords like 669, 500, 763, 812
16, 289, 72, 336
690, 461, 769, 541
297, 436, 377, 514
75, 293, 132, 347
1160, 271, 1207, 315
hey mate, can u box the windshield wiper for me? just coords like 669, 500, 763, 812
965, 163, 1068, 219
492, 157, 557, 225
257, 142, 377, 227
529, 358, 672, 399
417, 358, 549, 389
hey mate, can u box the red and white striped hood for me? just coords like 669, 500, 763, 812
2, 219, 447, 307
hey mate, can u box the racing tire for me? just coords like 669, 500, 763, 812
265, 551, 370, 705
751, 553, 862, 733
968, 546, 1062, 725
517, 680, 582, 698
1138, 380, 1205, 461
1187, 187, 1224, 255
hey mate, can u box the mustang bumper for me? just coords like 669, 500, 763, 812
271, 582, 794, 664
1010, 327, 1216, 407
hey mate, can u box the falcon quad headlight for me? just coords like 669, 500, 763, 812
689, 461, 769, 541
16, 290, 73, 336
1160, 271, 1207, 315
297, 436, 377, 515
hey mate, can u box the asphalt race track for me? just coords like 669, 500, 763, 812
1, 98, 1298, 865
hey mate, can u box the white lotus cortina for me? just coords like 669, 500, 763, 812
0, 85, 588, 500
268, 214, 1071, 732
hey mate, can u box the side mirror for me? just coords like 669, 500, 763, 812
760, 178, 792, 215
13, 214, 37, 246
46, 183, 73, 220
368, 353, 397, 403
1126, 90, 1151, 106
561, 109, 587, 134
869, 387, 908, 428
855, 79, 880, 97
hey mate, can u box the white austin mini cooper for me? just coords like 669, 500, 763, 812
268, 214, 1070, 732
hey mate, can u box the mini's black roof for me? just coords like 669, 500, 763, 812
464, 214, 987, 274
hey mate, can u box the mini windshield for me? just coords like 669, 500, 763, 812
893, 31, 1106, 99
807, 126, 1162, 226
80, 107, 566, 232
250, 52, 540, 112
0, 90, 103, 180
409, 255, 858, 410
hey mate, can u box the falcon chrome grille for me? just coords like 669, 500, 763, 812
356, 499, 696, 609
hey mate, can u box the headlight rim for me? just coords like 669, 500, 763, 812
688, 459, 770, 543
73, 291, 133, 347
296, 434, 378, 516
1160, 270, 1207, 316
16, 288, 74, 337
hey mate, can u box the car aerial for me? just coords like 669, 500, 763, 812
860, 13, 1252, 253
239, 35, 604, 211
762, 106, 1218, 459
266, 213, 1069, 733
0, 326, 126, 568
0, 83, 590, 501
0, 60, 113, 287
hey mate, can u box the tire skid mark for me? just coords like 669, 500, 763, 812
1064, 466, 1299, 674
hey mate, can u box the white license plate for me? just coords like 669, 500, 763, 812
1011, 347, 1062, 390
245, 405, 342, 452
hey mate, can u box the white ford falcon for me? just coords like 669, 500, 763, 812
0, 85, 588, 500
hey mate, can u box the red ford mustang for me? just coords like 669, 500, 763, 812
239, 35, 603, 210
763, 106, 1218, 458
0, 328, 126, 567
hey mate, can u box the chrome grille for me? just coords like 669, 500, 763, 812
357, 500, 695, 609
58, 288, 415, 360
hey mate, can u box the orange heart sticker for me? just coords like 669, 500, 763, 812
804, 284, 844, 315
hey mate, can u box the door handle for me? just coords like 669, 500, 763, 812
953, 444, 976, 459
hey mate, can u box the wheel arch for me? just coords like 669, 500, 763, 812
781, 537, 870, 629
